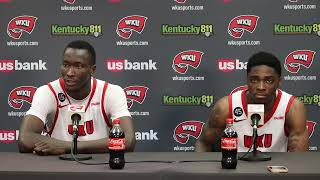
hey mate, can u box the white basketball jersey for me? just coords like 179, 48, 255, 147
46, 78, 112, 141
229, 89, 295, 152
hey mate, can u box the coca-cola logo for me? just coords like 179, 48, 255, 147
108, 138, 125, 150
8, 86, 37, 109
221, 137, 237, 150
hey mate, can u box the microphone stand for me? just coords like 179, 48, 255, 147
59, 118, 92, 161
240, 118, 271, 161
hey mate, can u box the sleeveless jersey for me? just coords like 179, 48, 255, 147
46, 78, 112, 141
229, 89, 295, 152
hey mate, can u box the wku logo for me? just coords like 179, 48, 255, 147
306, 121, 316, 138
284, 50, 316, 73
116, 15, 147, 39
174, 0, 187, 3
172, 50, 204, 74
229, 85, 248, 95
173, 121, 204, 144
63, 0, 76, 4
8, 86, 37, 109
228, 15, 259, 38
7, 15, 37, 39
124, 86, 148, 109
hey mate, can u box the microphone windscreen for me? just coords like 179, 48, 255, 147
247, 104, 264, 126
67, 105, 85, 125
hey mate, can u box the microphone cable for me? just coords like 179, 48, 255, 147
238, 129, 256, 160
70, 145, 221, 165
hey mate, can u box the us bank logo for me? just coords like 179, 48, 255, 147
105, 59, 158, 72
217, 59, 247, 72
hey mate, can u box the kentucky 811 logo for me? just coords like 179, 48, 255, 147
228, 15, 259, 38
284, 50, 316, 73
173, 121, 204, 144
172, 50, 204, 74
124, 86, 148, 109
116, 15, 147, 39
7, 15, 37, 39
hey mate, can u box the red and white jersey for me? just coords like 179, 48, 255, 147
228, 89, 295, 152
26, 78, 130, 141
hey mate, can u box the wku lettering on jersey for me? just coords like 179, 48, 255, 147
8, 86, 37, 109
244, 134, 272, 148
63, 0, 76, 4
124, 86, 149, 109
228, 15, 259, 38
68, 120, 94, 136
7, 15, 37, 39
172, 50, 204, 74
173, 121, 204, 144
116, 15, 147, 39
284, 50, 315, 73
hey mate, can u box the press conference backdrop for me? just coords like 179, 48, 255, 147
0, 0, 319, 152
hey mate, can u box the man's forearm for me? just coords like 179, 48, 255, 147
77, 135, 136, 153
18, 132, 55, 153
195, 140, 212, 152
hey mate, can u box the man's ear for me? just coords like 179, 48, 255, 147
278, 77, 283, 89
91, 65, 96, 75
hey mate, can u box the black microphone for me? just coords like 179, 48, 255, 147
71, 113, 81, 133
59, 105, 92, 161
251, 113, 261, 127
239, 104, 271, 161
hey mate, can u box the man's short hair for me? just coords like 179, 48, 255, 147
247, 51, 281, 77
64, 40, 96, 65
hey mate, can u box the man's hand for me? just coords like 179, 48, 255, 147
33, 138, 70, 155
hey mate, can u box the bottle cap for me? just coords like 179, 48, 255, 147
113, 119, 121, 125
226, 118, 233, 124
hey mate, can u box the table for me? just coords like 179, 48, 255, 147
1, 152, 319, 180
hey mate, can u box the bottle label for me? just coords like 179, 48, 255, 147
221, 137, 238, 150
108, 138, 125, 150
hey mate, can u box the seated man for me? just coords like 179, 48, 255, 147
18, 40, 136, 155
196, 51, 308, 152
